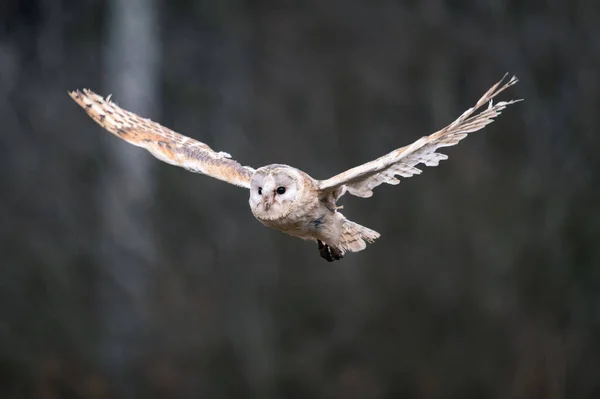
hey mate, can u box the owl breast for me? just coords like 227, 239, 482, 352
256, 196, 324, 239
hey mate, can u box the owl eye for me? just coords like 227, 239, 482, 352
258, 187, 262, 195
276, 186, 286, 195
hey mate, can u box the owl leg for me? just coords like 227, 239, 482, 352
317, 240, 344, 262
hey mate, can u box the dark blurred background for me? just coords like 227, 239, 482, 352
1, 0, 599, 398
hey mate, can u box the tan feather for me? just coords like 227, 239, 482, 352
69, 89, 255, 188
338, 218, 381, 254
318, 74, 522, 198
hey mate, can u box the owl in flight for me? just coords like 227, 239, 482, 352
70, 75, 520, 261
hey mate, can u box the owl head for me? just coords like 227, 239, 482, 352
249, 165, 304, 220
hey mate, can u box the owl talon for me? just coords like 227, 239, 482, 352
330, 246, 344, 260
317, 240, 333, 262
317, 240, 343, 262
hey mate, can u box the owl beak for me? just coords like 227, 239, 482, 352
263, 195, 274, 211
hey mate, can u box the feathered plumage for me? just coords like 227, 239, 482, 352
70, 75, 520, 261
69, 89, 255, 188
318, 75, 522, 198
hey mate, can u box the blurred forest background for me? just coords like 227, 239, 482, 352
1, 0, 599, 398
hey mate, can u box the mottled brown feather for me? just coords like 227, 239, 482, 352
69, 89, 255, 188
318, 74, 522, 198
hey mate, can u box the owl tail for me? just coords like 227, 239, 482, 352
338, 219, 381, 254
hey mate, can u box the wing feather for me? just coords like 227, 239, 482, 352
69, 89, 255, 188
318, 74, 522, 198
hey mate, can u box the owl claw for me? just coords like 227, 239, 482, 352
317, 240, 344, 262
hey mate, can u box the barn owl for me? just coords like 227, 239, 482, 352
69, 75, 520, 261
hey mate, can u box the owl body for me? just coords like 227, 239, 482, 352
248, 164, 380, 260
256, 202, 337, 242
69, 75, 520, 261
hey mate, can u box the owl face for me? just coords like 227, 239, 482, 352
249, 166, 302, 220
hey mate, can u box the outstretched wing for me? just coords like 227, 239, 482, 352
69, 89, 255, 189
318, 75, 521, 198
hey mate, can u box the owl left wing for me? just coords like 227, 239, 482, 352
69, 89, 255, 189
318, 75, 521, 198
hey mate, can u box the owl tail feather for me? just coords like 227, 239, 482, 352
338, 219, 380, 254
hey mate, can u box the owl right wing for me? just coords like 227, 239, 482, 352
69, 89, 255, 189
318, 75, 521, 198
